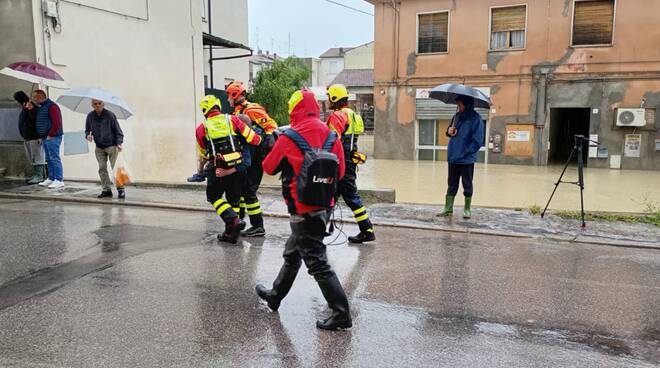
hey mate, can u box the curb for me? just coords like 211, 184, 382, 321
4, 177, 396, 204
1, 192, 657, 251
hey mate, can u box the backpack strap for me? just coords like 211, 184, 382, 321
323, 131, 337, 151
283, 129, 311, 152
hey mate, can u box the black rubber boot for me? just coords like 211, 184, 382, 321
315, 274, 352, 330
255, 284, 280, 311
255, 260, 300, 311
117, 188, 125, 199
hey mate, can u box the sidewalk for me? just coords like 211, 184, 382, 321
267, 159, 660, 213
1, 180, 658, 250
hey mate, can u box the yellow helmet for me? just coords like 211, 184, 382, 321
327, 84, 349, 103
199, 95, 221, 116
288, 90, 305, 114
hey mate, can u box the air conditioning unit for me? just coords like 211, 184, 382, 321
616, 108, 646, 127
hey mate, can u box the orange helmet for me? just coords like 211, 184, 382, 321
225, 81, 246, 100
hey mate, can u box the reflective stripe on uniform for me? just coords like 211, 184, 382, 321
246, 201, 262, 215
355, 213, 369, 222
215, 202, 232, 216
352, 207, 366, 215
247, 208, 262, 216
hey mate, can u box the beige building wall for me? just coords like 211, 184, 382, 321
344, 42, 375, 70
370, 0, 660, 170
29, 0, 208, 182
203, 0, 250, 88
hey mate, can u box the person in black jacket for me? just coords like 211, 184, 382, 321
84, 100, 125, 199
14, 91, 46, 184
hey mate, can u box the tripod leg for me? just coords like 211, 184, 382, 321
542, 147, 577, 218
577, 145, 586, 228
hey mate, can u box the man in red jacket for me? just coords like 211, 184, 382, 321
256, 89, 352, 331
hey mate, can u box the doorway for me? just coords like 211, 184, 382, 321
548, 108, 591, 165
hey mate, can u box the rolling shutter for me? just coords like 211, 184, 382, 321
416, 99, 490, 120
491, 6, 526, 33
572, 0, 615, 45
418, 12, 449, 53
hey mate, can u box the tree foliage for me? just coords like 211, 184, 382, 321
249, 57, 311, 126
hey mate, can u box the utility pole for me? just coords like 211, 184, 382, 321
288, 32, 291, 56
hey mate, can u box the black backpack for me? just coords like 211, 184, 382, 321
283, 129, 340, 207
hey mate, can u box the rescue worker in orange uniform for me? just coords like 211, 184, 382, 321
195, 95, 263, 243
225, 81, 278, 238
326, 84, 375, 243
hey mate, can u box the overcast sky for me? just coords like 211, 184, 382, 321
248, 0, 374, 58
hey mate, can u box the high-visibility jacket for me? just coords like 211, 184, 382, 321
326, 107, 365, 138
195, 111, 262, 167
234, 101, 278, 134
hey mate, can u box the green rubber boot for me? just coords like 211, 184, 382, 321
438, 195, 455, 217
463, 196, 472, 219
27, 165, 45, 185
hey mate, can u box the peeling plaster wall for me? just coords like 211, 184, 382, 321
372, 0, 660, 169
374, 86, 415, 160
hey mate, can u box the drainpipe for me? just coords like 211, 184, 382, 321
207, 0, 214, 88
533, 67, 551, 165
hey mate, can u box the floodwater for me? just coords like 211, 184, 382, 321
265, 159, 660, 213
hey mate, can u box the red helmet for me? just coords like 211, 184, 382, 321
225, 81, 246, 100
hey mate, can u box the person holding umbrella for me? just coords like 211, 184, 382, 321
429, 84, 489, 219
85, 99, 125, 199
440, 95, 485, 219
56, 87, 134, 198
32, 89, 65, 189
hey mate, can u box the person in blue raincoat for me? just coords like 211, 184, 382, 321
439, 95, 485, 219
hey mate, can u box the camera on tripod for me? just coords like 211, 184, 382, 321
542, 134, 600, 228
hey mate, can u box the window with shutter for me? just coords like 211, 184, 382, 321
490, 5, 527, 50
572, 0, 615, 46
418, 12, 449, 54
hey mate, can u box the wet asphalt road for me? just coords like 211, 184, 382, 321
0, 198, 659, 367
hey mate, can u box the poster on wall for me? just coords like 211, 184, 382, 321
624, 134, 642, 158
507, 131, 530, 142
504, 124, 535, 157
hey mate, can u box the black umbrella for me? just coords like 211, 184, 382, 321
429, 83, 492, 109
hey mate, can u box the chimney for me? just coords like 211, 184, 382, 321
339, 47, 344, 54
266, 50, 270, 56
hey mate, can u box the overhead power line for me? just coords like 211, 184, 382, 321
323, 0, 374, 16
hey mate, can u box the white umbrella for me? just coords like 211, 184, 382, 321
56, 86, 133, 119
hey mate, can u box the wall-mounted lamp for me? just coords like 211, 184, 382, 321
379, 89, 385, 95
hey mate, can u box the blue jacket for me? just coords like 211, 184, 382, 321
36, 99, 54, 138
447, 99, 485, 164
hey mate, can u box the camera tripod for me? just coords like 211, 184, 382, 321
541, 134, 600, 228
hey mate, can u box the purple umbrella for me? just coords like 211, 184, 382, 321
0, 61, 68, 89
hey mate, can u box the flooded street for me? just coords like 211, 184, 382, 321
263, 159, 660, 212
1, 199, 658, 367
